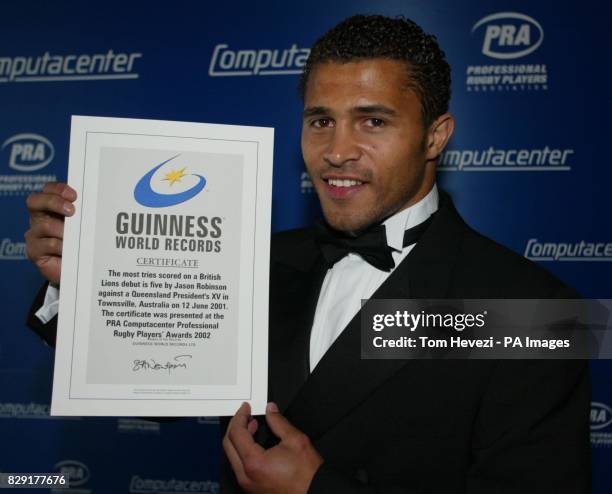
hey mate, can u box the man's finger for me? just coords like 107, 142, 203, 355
27, 217, 65, 240
222, 433, 248, 485
224, 403, 266, 489
35, 238, 63, 258
229, 401, 252, 430
26, 192, 75, 217
25, 233, 62, 263
31, 255, 61, 286
222, 403, 250, 474
226, 402, 264, 464
42, 182, 78, 201
247, 417, 259, 436
265, 402, 299, 440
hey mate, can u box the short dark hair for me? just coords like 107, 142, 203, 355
299, 14, 451, 128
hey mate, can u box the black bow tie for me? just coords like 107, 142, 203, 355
315, 214, 434, 272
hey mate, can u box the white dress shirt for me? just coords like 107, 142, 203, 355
35, 284, 60, 323
308, 184, 439, 372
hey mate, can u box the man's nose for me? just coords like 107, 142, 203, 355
323, 123, 360, 167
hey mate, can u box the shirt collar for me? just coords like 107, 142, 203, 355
383, 184, 439, 251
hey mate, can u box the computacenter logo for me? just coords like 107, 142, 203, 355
0, 401, 49, 417
0, 50, 142, 83
467, 12, 548, 92
0, 401, 79, 418
129, 475, 219, 494
439, 146, 573, 172
209, 43, 310, 76
117, 418, 160, 434
0, 239, 27, 260
525, 239, 612, 262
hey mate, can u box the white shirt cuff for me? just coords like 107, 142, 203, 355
34, 285, 60, 324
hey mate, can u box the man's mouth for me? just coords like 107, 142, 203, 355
322, 176, 367, 199
326, 178, 364, 187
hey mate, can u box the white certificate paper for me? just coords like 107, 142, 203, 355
51, 116, 273, 416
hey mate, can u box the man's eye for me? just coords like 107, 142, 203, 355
365, 118, 385, 128
312, 118, 334, 128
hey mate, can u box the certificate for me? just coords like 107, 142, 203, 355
51, 116, 273, 416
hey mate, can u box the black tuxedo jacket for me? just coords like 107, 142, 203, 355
27, 192, 590, 493
221, 191, 590, 493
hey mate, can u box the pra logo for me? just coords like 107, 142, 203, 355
1, 133, 54, 172
466, 12, 548, 92
591, 402, 612, 431
209, 43, 310, 76
134, 155, 206, 208
54, 460, 90, 487
473, 12, 544, 60
0, 133, 57, 196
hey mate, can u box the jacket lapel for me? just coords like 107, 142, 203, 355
283, 191, 468, 440
267, 232, 328, 413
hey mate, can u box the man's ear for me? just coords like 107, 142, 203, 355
425, 112, 455, 161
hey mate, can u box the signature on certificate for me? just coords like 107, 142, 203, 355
132, 354, 193, 373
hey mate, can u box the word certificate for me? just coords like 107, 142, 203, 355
52, 116, 273, 416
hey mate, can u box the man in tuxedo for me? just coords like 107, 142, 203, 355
26, 15, 589, 494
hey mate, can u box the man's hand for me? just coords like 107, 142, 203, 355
223, 402, 323, 494
25, 182, 77, 286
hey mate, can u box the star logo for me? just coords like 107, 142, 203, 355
162, 167, 187, 186
134, 155, 206, 208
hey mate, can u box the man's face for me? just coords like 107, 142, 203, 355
301, 59, 436, 233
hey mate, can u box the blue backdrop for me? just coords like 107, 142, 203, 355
1, 1, 610, 492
